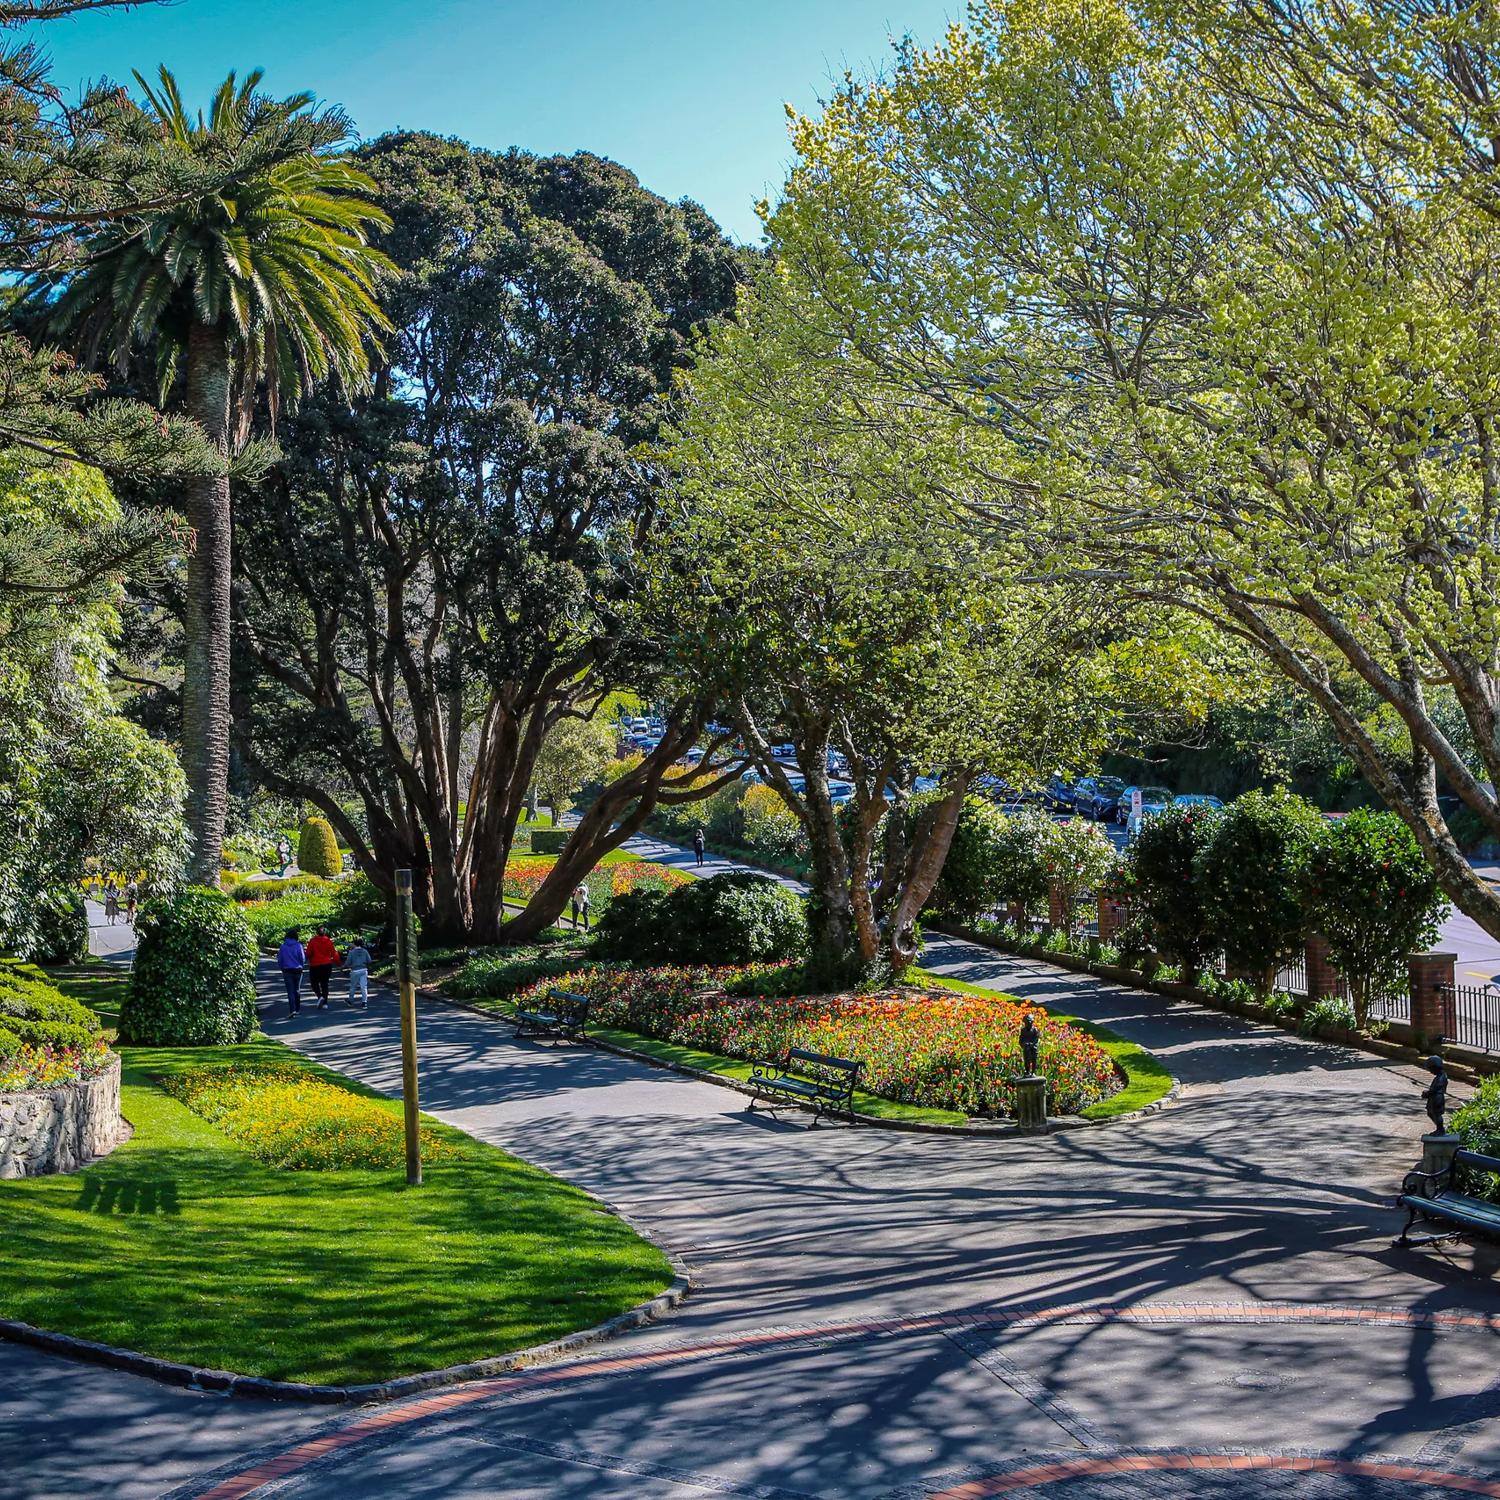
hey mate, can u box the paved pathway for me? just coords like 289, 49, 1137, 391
10, 858, 1500, 1498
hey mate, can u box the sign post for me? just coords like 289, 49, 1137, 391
395, 867, 422, 1187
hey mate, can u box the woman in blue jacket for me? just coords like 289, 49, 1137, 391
277, 929, 307, 1016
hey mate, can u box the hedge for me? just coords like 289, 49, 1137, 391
0, 961, 103, 1058
528, 829, 571, 855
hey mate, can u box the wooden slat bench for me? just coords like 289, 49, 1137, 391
1396, 1148, 1500, 1248
748, 1048, 862, 1127
513, 989, 590, 1046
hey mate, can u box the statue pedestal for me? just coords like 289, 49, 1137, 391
1420, 1132, 1461, 1177
1014, 1075, 1048, 1134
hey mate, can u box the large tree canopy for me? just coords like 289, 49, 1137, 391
230, 135, 746, 940
759, 0, 1500, 943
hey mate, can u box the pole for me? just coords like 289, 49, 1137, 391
395, 867, 422, 1186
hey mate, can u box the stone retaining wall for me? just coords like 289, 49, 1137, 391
0, 1056, 123, 1178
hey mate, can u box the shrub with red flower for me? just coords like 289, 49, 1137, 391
514, 966, 1119, 1117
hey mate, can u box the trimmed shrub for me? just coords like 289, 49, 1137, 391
329, 871, 388, 931
529, 829, 571, 855
1297, 808, 1444, 1029
121, 888, 259, 1046
1123, 803, 1222, 979
297, 816, 342, 878
593, 871, 807, 966
0, 960, 102, 1056
229, 873, 331, 902
1195, 789, 1324, 994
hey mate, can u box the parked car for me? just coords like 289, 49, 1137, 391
1173, 794, 1223, 812
1042, 774, 1075, 812
1073, 776, 1126, 820
1119, 784, 1173, 832
770, 743, 799, 762
827, 779, 855, 804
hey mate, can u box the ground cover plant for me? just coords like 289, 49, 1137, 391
509, 966, 1120, 1118
0, 1029, 674, 1384
160, 1062, 452, 1170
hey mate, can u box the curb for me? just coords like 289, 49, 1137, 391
0, 1240, 695, 1404
430, 993, 1179, 1137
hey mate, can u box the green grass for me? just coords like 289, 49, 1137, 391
47, 964, 129, 1038
911, 969, 1174, 1120
3, 988, 672, 1385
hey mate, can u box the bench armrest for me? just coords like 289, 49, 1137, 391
1401, 1165, 1453, 1199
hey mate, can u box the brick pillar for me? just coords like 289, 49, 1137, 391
1098, 895, 1126, 943
1047, 880, 1066, 928
1304, 933, 1341, 1001
1408, 952, 1456, 1049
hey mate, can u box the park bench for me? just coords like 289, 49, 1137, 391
748, 1048, 862, 1127
512, 989, 590, 1046
1396, 1149, 1500, 1248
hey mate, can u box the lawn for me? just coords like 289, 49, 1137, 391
3, 975, 673, 1385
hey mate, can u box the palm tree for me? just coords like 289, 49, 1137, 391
50, 68, 392, 883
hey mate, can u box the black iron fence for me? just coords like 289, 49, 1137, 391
1438, 983, 1500, 1053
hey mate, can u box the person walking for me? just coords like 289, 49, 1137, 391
305, 927, 340, 1010
344, 935, 372, 1009
278, 929, 307, 1016
123, 880, 138, 925
104, 884, 120, 926
692, 827, 706, 867
571, 882, 591, 931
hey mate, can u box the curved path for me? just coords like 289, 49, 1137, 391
8, 869, 1500, 1498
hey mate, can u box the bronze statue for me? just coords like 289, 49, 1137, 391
1019, 1013, 1041, 1077
1422, 1055, 1450, 1134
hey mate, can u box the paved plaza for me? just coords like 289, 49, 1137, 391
6, 881, 1500, 1498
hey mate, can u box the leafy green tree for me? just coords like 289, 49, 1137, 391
50, 67, 392, 887
1195, 790, 1325, 996
1123, 804, 1223, 982
923, 796, 1020, 924
1298, 809, 1444, 1030
228, 137, 745, 943
531, 717, 616, 821
758, 0, 1500, 945
985, 808, 1054, 922
0, 451, 187, 958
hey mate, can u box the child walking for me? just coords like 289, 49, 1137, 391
344, 936, 371, 1010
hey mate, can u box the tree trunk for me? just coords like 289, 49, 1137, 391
181, 323, 233, 887
886, 781, 968, 972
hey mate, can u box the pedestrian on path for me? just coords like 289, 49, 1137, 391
104, 884, 119, 926
305, 928, 340, 1009
692, 827, 706, 866
278, 929, 307, 1016
124, 880, 138, 924
571, 882, 591, 930
344, 936, 371, 1009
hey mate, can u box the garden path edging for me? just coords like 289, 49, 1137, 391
429, 993, 1180, 1136
0, 1230, 694, 1404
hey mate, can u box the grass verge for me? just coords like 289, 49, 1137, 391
3, 985, 672, 1385
911, 968, 1173, 1119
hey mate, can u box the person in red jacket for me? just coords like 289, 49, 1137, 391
305, 928, 341, 1010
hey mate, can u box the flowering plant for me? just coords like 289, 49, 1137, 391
514, 966, 1119, 1117
0, 1038, 114, 1091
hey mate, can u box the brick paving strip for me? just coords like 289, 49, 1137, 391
924, 1451, 1500, 1497
186, 1301, 1500, 1500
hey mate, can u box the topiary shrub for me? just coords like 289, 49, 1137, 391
121, 887, 259, 1046
297, 816, 342, 878
593, 872, 807, 966
1195, 789, 1324, 996
529, 829, 571, 855
1122, 803, 1222, 981
0, 960, 102, 1056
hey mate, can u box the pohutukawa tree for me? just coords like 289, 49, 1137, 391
758, 0, 1500, 943
45, 67, 393, 883
229, 136, 746, 941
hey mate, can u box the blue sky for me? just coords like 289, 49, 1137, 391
30, 0, 960, 243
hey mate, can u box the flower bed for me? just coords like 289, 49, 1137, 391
513, 966, 1120, 1117
0, 1037, 114, 1091
503, 856, 692, 913
159, 1063, 451, 1170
